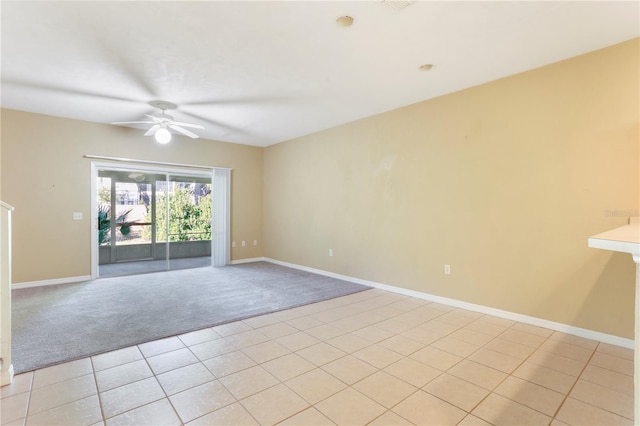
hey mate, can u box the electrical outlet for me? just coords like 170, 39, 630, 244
232, 241, 236, 248
242, 241, 246, 247
72, 212, 83, 220
329, 249, 333, 257
253, 240, 258, 246
444, 264, 451, 275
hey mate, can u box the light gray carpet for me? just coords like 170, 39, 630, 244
12, 262, 370, 373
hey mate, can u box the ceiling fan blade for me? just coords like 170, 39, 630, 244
143, 114, 163, 122
144, 124, 160, 136
4, 78, 141, 104
169, 124, 199, 139
170, 121, 204, 129
181, 110, 247, 134
112, 120, 156, 125
184, 95, 291, 106
100, 48, 156, 98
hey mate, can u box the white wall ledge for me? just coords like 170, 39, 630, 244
588, 218, 640, 259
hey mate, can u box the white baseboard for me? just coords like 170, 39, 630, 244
263, 257, 634, 349
12, 275, 92, 290
230, 257, 266, 265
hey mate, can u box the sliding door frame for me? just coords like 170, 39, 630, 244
90, 160, 230, 279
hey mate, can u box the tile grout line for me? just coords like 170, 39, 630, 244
87, 357, 107, 425
180, 292, 395, 424
360, 317, 523, 425
548, 341, 599, 423
16, 371, 34, 425
168, 333, 256, 425
95, 343, 191, 423
19, 366, 96, 421
140, 343, 183, 425
436, 318, 558, 424
268, 297, 405, 423
319, 306, 496, 424
302, 303, 478, 424
94, 355, 162, 422
555, 343, 635, 422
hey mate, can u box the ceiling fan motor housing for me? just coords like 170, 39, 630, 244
153, 112, 174, 122
148, 100, 177, 111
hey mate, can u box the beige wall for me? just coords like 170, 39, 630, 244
264, 39, 639, 338
1, 110, 263, 282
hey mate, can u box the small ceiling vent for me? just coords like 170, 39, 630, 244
381, 0, 414, 11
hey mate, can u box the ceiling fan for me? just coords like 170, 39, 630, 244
112, 100, 204, 144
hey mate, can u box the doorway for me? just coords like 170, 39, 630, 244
93, 163, 221, 278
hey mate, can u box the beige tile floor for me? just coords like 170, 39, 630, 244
1, 288, 634, 425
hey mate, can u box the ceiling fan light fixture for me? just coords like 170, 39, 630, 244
155, 127, 172, 144
112, 100, 204, 142
128, 173, 146, 182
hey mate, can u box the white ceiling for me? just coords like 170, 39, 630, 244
1, 1, 638, 147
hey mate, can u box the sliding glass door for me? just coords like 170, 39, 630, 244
96, 167, 213, 277
163, 174, 213, 271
